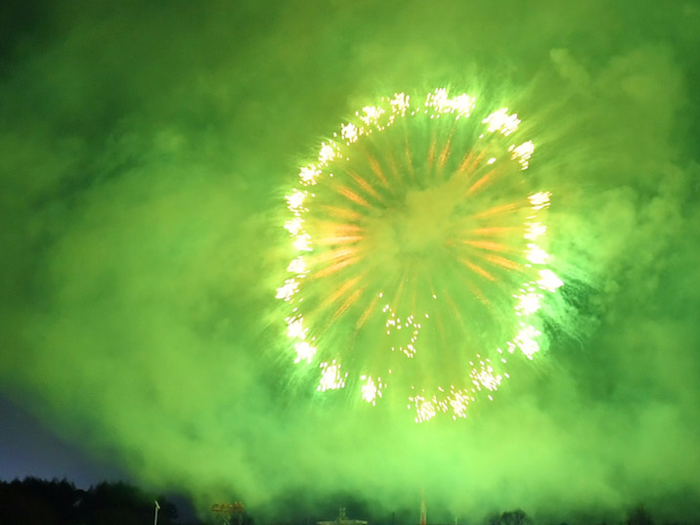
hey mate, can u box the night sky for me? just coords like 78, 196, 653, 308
2, 0, 700, 523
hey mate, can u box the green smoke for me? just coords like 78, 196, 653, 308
1, 0, 699, 522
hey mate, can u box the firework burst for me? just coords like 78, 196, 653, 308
278, 89, 563, 422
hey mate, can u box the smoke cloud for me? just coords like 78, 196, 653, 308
1, 0, 699, 522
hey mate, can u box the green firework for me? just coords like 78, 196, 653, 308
278, 89, 564, 422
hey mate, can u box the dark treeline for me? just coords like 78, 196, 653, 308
0, 477, 198, 525
0, 477, 687, 525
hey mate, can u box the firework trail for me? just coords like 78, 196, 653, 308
278, 89, 563, 422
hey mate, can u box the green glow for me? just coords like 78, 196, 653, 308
278, 90, 565, 421
1, 2, 697, 522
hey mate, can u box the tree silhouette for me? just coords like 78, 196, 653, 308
0, 477, 182, 525
0, 477, 81, 525
487, 509, 533, 525
627, 506, 653, 525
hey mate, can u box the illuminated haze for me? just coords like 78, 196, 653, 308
1, 0, 699, 522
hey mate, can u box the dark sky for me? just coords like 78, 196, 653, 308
0, 396, 129, 487
1, 0, 700, 523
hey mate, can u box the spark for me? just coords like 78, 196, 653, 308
276, 279, 298, 301
515, 290, 542, 316
358, 105, 385, 127
360, 375, 385, 405
389, 92, 410, 116
299, 166, 321, 186
286, 257, 307, 275
285, 218, 304, 236
529, 191, 551, 210
483, 108, 520, 136
286, 189, 307, 213
510, 140, 535, 169
286, 316, 308, 340
537, 269, 564, 291
425, 89, 476, 117
341, 123, 359, 143
292, 233, 312, 252
294, 341, 317, 364
318, 143, 338, 165
318, 360, 347, 391
524, 221, 547, 241
514, 325, 542, 359
526, 243, 550, 265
